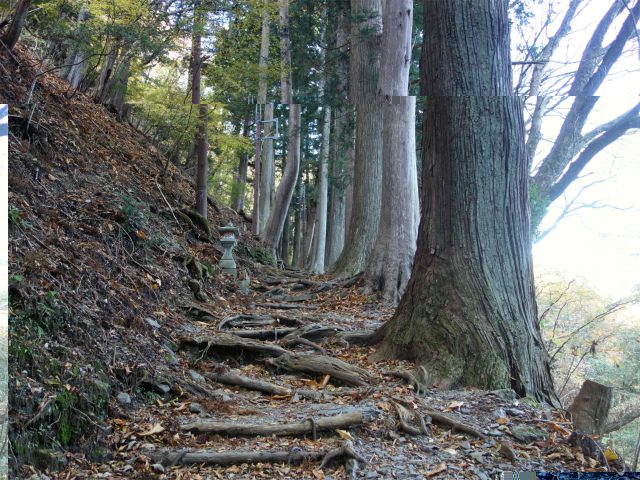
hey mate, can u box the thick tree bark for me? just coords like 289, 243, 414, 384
375, 0, 560, 407
326, 115, 346, 267
326, 9, 350, 268
1, 0, 32, 50
310, 106, 330, 273
192, 4, 207, 219
259, 104, 274, 233
363, 97, 418, 302
330, 0, 382, 278
363, 0, 417, 301
349, 0, 382, 104
279, 0, 292, 104
260, 105, 301, 257
328, 105, 382, 278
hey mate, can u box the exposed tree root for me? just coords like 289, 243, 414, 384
319, 439, 369, 470
391, 399, 430, 436
389, 366, 429, 396
150, 448, 323, 467
180, 332, 289, 359
252, 302, 319, 310
181, 410, 363, 436
416, 399, 486, 439
204, 369, 324, 400
265, 353, 376, 386
178, 208, 212, 238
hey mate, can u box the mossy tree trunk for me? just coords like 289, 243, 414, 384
373, 0, 560, 407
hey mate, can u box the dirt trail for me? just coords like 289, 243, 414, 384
4, 53, 624, 478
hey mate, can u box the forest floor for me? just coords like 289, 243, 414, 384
4, 47, 631, 480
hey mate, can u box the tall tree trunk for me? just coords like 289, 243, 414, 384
292, 179, 304, 266
329, 105, 382, 278
192, 4, 207, 218
259, 104, 274, 233
1, 0, 32, 50
329, 0, 383, 278
61, 6, 89, 81
107, 55, 131, 114
258, 1, 270, 103
279, 0, 292, 103
232, 112, 251, 212
281, 207, 290, 264
325, 11, 350, 267
373, 0, 560, 407
310, 7, 330, 273
95, 40, 119, 102
363, 98, 418, 302
363, 0, 417, 301
260, 105, 301, 256
326, 115, 346, 267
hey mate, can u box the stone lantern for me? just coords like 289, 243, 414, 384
218, 222, 241, 277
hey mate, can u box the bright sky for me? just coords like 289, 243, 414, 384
518, 2, 640, 301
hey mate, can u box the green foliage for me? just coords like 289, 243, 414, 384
237, 245, 276, 267
8, 207, 34, 230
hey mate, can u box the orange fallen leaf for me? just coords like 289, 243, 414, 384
139, 424, 164, 436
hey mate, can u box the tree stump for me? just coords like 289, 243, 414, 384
567, 380, 612, 436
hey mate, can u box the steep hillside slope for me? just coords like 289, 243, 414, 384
8, 101, 259, 473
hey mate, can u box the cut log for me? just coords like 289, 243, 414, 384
568, 380, 612, 436
180, 410, 363, 436
150, 449, 323, 466
180, 332, 289, 359
265, 353, 375, 387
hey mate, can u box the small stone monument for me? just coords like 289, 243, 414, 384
218, 222, 241, 277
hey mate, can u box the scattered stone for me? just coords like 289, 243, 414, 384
153, 384, 170, 394
116, 393, 131, 405
188, 370, 206, 383
163, 344, 179, 364
470, 452, 484, 458
489, 389, 517, 400
510, 425, 549, 443
506, 408, 525, 416
460, 441, 471, 450
189, 403, 203, 414
145, 317, 161, 329
221, 395, 233, 402
486, 429, 503, 437
460, 408, 472, 414
365, 470, 378, 478
489, 408, 507, 420
151, 464, 165, 473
